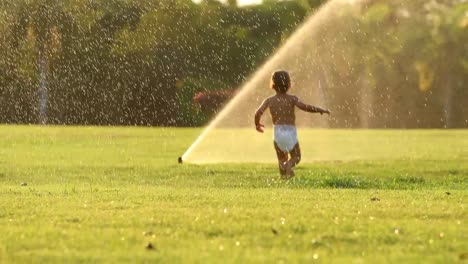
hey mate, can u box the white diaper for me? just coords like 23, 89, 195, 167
273, 125, 298, 152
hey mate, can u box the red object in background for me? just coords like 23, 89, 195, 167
193, 89, 237, 112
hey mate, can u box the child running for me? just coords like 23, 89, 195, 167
254, 71, 330, 179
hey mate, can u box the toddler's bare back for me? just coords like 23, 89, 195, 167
265, 94, 297, 125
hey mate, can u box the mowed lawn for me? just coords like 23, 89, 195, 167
0, 126, 466, 263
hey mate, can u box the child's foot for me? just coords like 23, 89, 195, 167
282, 161, 295, 179
288, 167, 295, 178
279, 162, 287, 178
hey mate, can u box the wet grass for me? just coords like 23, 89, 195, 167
0, 125, 467, 263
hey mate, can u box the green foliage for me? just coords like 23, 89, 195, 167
313, 0, 468, 128
0, 0, 311, 126
0, 0, 466, 127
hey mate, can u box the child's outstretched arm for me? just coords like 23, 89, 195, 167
254, 98, 269, 133
294, 97, 330, 115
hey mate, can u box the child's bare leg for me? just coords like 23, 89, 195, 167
280, 143, 300, 179
288, 143, 301, 168
274, 142, 288, 176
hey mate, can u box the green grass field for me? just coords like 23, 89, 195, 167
0, 126, 467, 263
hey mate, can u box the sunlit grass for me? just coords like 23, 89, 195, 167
0, 126, 467, 262
184, 128, 468, 163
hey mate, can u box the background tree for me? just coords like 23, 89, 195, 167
0, 0, 465, 127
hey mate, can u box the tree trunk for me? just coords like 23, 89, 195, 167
38, 50, 48, 125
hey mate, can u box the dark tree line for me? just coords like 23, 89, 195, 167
0, 0, 466, 127
0, 0, 317, 126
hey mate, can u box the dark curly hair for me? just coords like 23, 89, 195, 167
271, 70, 291, 94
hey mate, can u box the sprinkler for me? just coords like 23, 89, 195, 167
178, 156, 183, 164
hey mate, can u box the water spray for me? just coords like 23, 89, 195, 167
181, 0, 337, 163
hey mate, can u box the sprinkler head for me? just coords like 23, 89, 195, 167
178, 157, 183, 164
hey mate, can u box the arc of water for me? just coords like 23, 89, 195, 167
181, 0, 342, 162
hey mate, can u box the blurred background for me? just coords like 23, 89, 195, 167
0, 0, 466, 127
